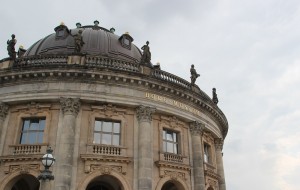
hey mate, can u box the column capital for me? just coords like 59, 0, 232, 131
136, 105, 156, 122
60, 98, 81, 116
0, 102, 9, 120
189, 121, 204, 136
214, 138, 224, 150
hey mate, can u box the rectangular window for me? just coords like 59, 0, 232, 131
20, 118, 45, 144
163, 129, 179, 154
94, 120, 121, 146
204, 143, 211, 163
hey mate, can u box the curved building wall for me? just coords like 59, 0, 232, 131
0, 53, 227, 190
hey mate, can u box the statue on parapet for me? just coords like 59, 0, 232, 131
7, 34, 17, 60
190, 64, 200, 85
141, 41, 151, 64
212, 88, 219, 104
73, 30, 85, 53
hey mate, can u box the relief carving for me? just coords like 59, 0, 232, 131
7, 164, 40, 174
136, 106, 156, 122
214, 138, 224, 151
189, 121, 204, 136
160, 116, 183, 129
0, 102, 9, 120
163, 170, 186, 180
60, 97, 81, 116
90, 164, 124, 175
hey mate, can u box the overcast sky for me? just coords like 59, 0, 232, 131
1, 0, 300, 190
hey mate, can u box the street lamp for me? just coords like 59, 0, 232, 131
38, 146, 55, 180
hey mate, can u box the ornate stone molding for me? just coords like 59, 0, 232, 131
214, 138, 224, 151
160, 115, 184, 129
0, 102, 9, 120
136, 105, 156, 122
4, 163, 40, 174
189, 121, 204, 136
60, 97, 81, 116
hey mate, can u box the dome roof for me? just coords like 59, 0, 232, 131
24, 24, 142, 63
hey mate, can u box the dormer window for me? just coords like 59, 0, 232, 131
54, 23, 70, 40
119, 32, 133, 50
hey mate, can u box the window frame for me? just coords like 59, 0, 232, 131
162, 128, 180, 154
93, 119, 121, 146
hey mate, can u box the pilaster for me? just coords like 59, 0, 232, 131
189, 121, 205, 190
214, 138, 226, 190
136, 106, 156, 190
55, 98, 81, 190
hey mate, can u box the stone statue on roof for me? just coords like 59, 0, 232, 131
7, 34, 17, 60
212, 88, 219, 104
141, 41, 151, 64
190, 64, 200, 85
73, 30, 85, 53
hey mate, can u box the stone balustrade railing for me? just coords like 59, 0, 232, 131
151, 69, 190, 88
87, 144, 126, 156
9, 144, 48, 155
13, 55, 68, 68
163, 152, 183, 163
85, 56, 140, 72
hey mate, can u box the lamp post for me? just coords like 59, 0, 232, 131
38, 147, 55, 190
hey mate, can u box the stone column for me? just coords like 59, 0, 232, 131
0, 102, 9, 140
39, 180, 51, 190
136, 106, 156, 190
189, 121, 205, 190
56, 98, 80, 190
215, 138, 226, 190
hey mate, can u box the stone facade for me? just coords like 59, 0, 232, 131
0, 23, 228, 190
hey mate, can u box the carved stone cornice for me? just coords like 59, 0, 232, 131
189, 121, 204, 136
0, 102, 9, 120
60, 97, 81, 116
136, 105, 156, 122
214, 138, 224, 151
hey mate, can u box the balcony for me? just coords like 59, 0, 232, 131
86, 144, 126, 156
9, 144, 48, 155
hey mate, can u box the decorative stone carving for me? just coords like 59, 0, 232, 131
60, 97, 81, 116
214, 138, 224, 150
164, 170, 186, 180
189, 121, 204, 136
73, 30, 85, 53
190, 64, 200, 85
160, 115, 184, 129
140, 41, 151, 65
212, 88, 219, 104
0, 102, 9, 120
7, 164, 40, 174
7, 34, 17, 60
136, 105, 156, 122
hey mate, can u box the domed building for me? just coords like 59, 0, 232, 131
0, 21, 228, 190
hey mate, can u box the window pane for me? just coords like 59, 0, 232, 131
93, 133, 100, 144
20, 133, 27, 144
39, 119, 45, 130
101, 134, 112, 145
30, 122, 39, 130
174, 144, 178, 154
166, 132, 173, 141
173, 133, 177, 142
163, 141, 166, 152
102, 122, 112, 132
166, 142, 173, 153
163, 130, 166, 139
112, 135, 120, 146
28, 133, 36, 144
113, 123, 120, 133
23, 120, 30, 130
38, 132, 44, 143
95, 120, 101, 131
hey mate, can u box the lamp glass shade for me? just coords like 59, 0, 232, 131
42, 153, 55, 167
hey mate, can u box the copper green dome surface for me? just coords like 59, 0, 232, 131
24, 25, 142, 63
